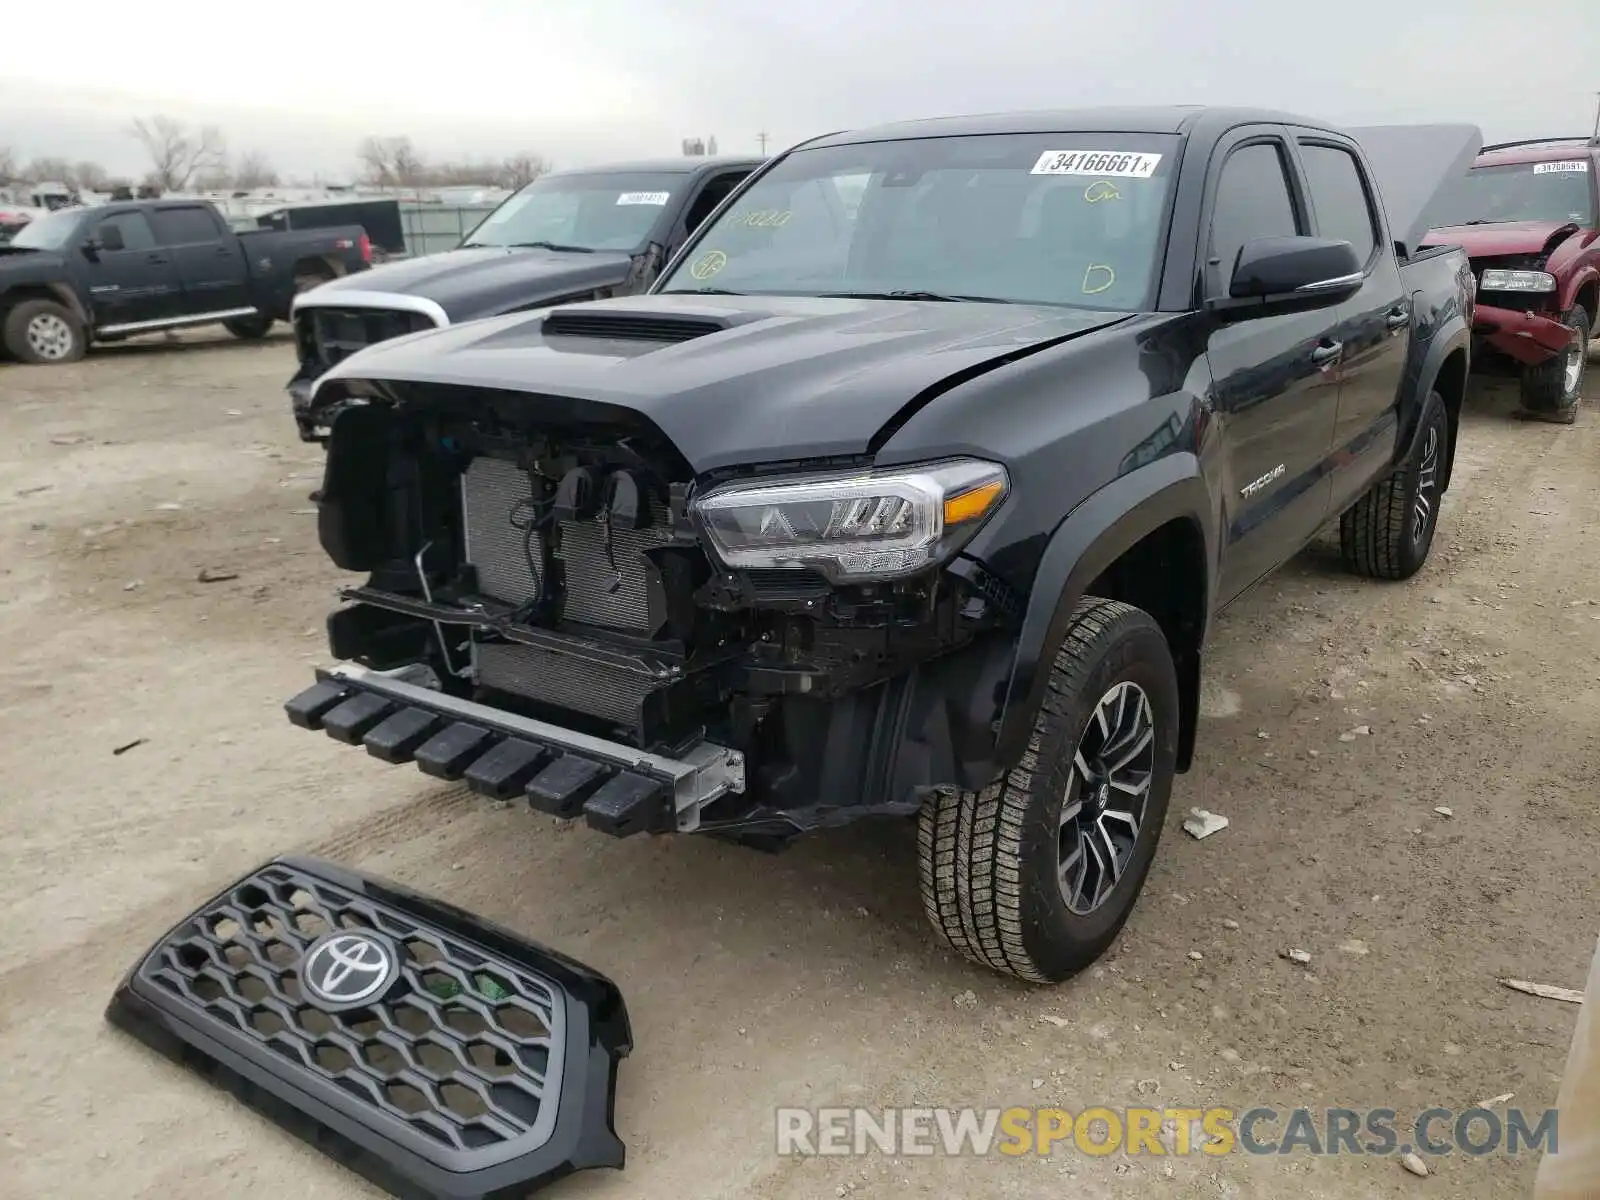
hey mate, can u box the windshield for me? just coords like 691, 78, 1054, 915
460, 171, 684, 252
656, 132, 1179, 310
1429, 159, 1595, 227
8, 208, 88, 250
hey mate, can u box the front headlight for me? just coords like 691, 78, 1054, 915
691, 458, 1009, 583
1479, 268, 1556, 293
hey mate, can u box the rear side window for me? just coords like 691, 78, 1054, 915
1209, 142, 1301, 287
98, 212, 156, 252
1298, 143, 1378, 265
149, 207, 219, 245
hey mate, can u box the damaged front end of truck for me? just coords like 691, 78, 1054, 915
289, 311, 1033, 848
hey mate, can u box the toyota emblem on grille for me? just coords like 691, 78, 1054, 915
301, 931, 399, 1007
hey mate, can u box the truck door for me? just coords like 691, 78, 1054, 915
1202, 133, 1343, 605
148, 205, 251, 315
1291, 138, 1411, 516
82, 210, 183, 330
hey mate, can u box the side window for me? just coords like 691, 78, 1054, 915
1297, 143, 1378, 265
149, 206, 220, 246
1208, 142, 1301, 290
97, 212, 156, 252
684, 172, 750, 233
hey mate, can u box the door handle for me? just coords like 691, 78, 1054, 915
214, 246, 232, 257
1310, 340, 1343, 366
146, 253, 169, 264
1385, 307, 1411, 330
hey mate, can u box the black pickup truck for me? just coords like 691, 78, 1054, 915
286, 156, 764, 439
286, 107, 1478, 983
0, 199, 371, 364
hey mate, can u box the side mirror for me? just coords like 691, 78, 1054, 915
1215, 236, 1363, 318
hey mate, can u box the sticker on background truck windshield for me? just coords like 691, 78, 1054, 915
1532, 160, 1588, 174
1031, 150, 1162, 178
616, 191, 671, 205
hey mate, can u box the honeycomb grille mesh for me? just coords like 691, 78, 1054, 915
137, 862, 563, 1156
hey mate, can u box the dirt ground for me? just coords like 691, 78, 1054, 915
1, 328, 1596, 1200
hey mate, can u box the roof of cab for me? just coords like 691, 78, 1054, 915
800, 106, 1334, 149
1475, 139, 1599, 167
546, 156, 765, 177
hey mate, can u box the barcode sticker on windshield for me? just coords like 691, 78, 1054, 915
616, 191, 670, 205
1533, 160, 1588, 174
1031, 150, 1162, 178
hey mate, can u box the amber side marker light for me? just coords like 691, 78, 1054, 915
943, 479, 1006, 526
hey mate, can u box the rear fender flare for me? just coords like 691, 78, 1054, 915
993, 453, 1214, 770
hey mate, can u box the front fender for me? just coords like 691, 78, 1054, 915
1559, 264, 1599, 319
1403, 315, 1470, 484
987, 452, 1215, 770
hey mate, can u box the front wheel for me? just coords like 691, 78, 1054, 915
1339, 390, 1449, 581
4, 299, 86, 364
223, 315, 275, 339
917, 597, 1179, 983
1518, 305, 1588, 422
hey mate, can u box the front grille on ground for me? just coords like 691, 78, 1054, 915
460, 456, 671, 633
311, 307, 436, 369
106, 855, 632, 1198
142, 861, 560, 1152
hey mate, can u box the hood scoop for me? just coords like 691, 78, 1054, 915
541, 307, 730, 344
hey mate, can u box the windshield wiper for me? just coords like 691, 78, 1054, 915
659, 287, 746, 296
820, 289, 1016, 304
1459, 219, 1517, 226
463, 240, 596, 253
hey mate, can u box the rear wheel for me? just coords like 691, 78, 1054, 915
917, 597, 1178, 983
1340, 390, 1448, 580
1518, 306, 1588, 422
223, 315, 275, 339
3, 299, 86, 364
293, 264, 336, 296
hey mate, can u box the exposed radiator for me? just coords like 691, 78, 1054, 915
474, 640, 656, 726
460, 456, 671, 633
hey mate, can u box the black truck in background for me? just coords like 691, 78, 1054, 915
288, 109, 1479, 984
0, 199, 371, 364
286, 156, 764, 439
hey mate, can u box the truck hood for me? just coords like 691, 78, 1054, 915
0, 247, 65, 274
1421, 219, 1580, 259
1346, 123, 1483, 255
298, 246, 636, 321
315, 294, 1134, 472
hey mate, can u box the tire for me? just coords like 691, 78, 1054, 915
917, 597, 1179, 983
223, 315, 275, 339
3, 299, 86, 364
1339, 390, 1449, 581
1519, 305, 1588, 419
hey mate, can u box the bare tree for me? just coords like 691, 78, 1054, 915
24, 156, 73, 183
128, 115, 227, 191
0, 146, 15, 184
357, 135, 424, 187
500, 152, 548, 190
232, 151, 280, 189
72, 161, 110, 191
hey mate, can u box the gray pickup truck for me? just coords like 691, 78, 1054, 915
285, 156, 765, 439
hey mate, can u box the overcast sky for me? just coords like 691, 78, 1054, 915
4, 0, 1597, 181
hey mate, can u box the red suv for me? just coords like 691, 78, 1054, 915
1425, 136, 1599, 421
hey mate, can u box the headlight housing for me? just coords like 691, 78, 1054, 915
1478, 268, 1556, 293
691, 458, 1009, 583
